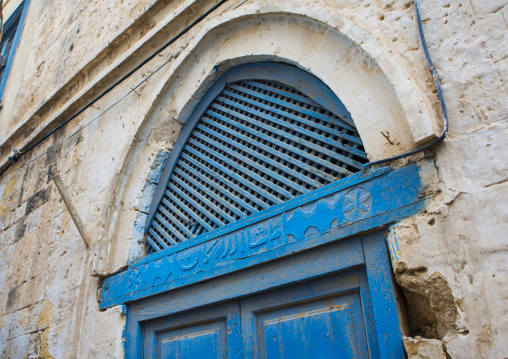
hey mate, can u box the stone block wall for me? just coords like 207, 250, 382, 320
0, 0, 505, 357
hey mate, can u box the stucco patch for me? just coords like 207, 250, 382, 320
38, 299, 54, 329
477, 324, 492, 357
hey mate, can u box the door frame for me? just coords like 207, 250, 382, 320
124, 231, 404, 358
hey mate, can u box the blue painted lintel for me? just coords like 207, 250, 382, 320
101, 163, 427, 309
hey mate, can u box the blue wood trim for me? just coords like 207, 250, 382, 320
226, 300, 242, 359
358, 267, 381, 359
101, 164, 426, 309
0, 0, 31, 105
124, 303, 143, 359
145, 62, 356, 234
137, 236, 364, 321
362, 232, 405, 358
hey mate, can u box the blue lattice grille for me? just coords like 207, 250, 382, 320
146, 79, 368, 253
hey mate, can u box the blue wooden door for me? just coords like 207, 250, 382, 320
240, 269, 375, 359
120, 231, 409, 358
141, 269, 376, 359
135, 233, 398, 359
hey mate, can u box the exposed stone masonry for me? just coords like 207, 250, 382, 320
0, 0, 506, 357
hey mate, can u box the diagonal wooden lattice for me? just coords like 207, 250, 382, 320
146, 79, 368, 253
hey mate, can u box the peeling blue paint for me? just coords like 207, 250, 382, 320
387, 224, 401, 261
389, 232, 399, 261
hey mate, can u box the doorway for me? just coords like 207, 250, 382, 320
127, 232, 404, 358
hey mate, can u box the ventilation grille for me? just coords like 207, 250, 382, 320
146, 79, 368, 254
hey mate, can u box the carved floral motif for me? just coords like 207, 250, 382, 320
343, 187, 372, 221
127, 268, 141, 290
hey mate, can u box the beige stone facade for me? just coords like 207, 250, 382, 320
0, 0, 506, 357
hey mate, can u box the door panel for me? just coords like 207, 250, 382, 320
241, 269, 371, 359
261, 302, 358, 359
143, 302, 241, 359
159, 320, 226, 359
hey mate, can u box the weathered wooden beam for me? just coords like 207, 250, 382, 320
52, 173, 91, 249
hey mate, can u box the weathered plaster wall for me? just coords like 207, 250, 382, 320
0, 0, 506, 357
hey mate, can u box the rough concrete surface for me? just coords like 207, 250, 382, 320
403, 337, 447, 359
0, 0, 506, 357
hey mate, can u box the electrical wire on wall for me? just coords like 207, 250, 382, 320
0, 0, 447, 178
0, 0, 229, 178
364, 0, 449, 168
0, 58, 176, 178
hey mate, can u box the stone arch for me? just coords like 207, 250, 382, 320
97, 3, 440, 274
